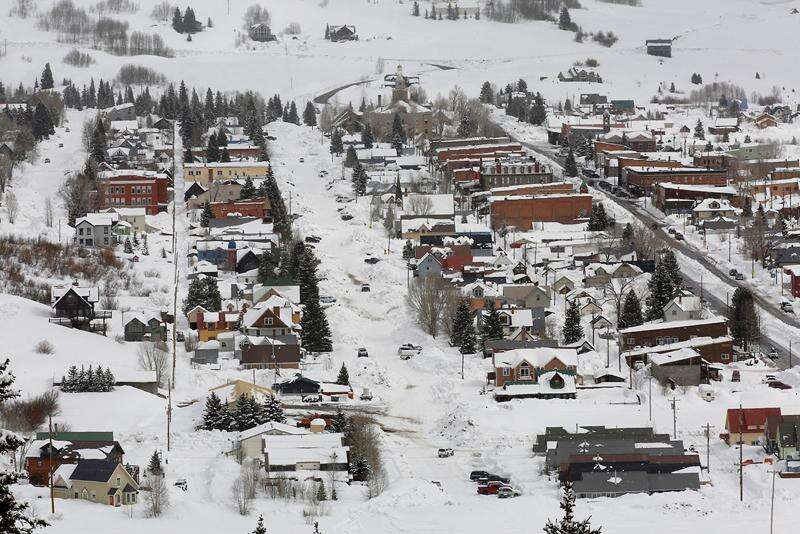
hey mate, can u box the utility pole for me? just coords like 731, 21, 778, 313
167, 379, 173, 452
769, 469, 777, 534
171, 121, 179, 388
790, 340, 793, 368
703, 423, 711, 472
48, 414, 55, 514
648, 376, 652, 421
739, 403, 744, 502
670, 397, 679, 439
461, 351, 464, 380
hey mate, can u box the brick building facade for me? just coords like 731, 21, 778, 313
97, 171, 171, 215
489, 194, 592, 230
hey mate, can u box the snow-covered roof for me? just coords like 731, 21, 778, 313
51, 285, 99, 305
75, 213, 115, 227
496, 371, 577, 397
621, 336, 732, 358
649, 347, 701, 366
692, 198, 740, 214
619, 316, 726, 334
494, 348, 578, 368
237, 421, 309, 442
664, 296, 702, 313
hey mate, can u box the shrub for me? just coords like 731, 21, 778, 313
585, 57, 599, 67
592, 31, 618, 47
35, 340, 55, 354
63, 49, 94, 66
93, 0, 139, 14
115, 64, 166, 85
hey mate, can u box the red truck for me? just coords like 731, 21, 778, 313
477, 481, 507, 495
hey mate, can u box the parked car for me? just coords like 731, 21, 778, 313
299, 157, 305, 163
364, 257, 381, 264
497, 486, 521, 499
357, 347, 369, 358
768, 346, 779, 360
437, 448, 454, 458
469, 470, 490, 482
361, 284, 371, 292
674, 232, 684, 241
780, 302, 794, 314
305, 235, 322, 243
302, 394, 323, 403
483, 474, 511, 484
341, 213, 354, 221
667, 227, 677, 235
44, 158, 51, 163
58, 143, 64, 148
762, 374, 777, 384
731, 370, 741, 382
477, 481, 506, 495
320, 295, 337, 307
769, 380, 792, 390
735, 272, 745, 281
698, 384, 715, 402
176, 331, 185, 342
174, 479, 188, 491
399, 344, 422, 359
360, 388, 373, 401
729, 269, 739, 277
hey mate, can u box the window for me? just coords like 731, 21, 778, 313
78, 228, 84, 235
519, 366, 531, 378
265, 317, 273, 325
502, 368, 510, 376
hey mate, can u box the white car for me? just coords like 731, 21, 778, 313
398, 344, 422, 359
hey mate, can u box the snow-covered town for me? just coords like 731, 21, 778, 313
2, 1, 800, 533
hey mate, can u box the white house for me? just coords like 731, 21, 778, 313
663, 296, 703, 322
74, 214, 115, 247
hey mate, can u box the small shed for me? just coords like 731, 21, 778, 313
646, 39, 672, 58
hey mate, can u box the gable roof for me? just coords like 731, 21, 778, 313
494, 347, 578, 368
69, 459, 120, 483
726, 407, 782, 434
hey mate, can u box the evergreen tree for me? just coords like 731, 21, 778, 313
402, 240, 414, 260
344, 145, 358, 167
450, 299, 472, 347
412, 1, 420, 15
618, 290, 643, 329
562, 300, 583, 344
361, 124, 374, 148
558, 7, 573, 30
124, 237, 133, 254
587, 203, 608, 231
32, 103, 54, 141
241, 176, 256, 199
303, 102, 317, 126
694, 119, 705, 139
460, 321, 477, 355
330, 129, 344, 155
352, 161, 367, 196
316, 481, 327, 501
480, 301, 504, 347
287, 101, 300, 124
564, 148, 578, 177
645, 261, 675, 321
257, 250, 277, 284
252, 515, 267, 534
184, 277, 207, 315
220, 147, 231, 162
479, 81, 494, 104
206, 132, 220, 162
390, 113, 406, 143
336, 363, 350, 385
261, 395, 286, 423
529, 93, 546, 125
201, 200, 213, 227
201, 391, 227, 430
183, 6, 199, 33
231, 394, 259, 431
331, 410, 347, 433
148, 450, 163, 476
543, 481, 601, 534
172, 7, 184, 33
202, 276, 222, 311
660, 250, 682, 290
0, 359, 48, 534
391, 132, 404, 155
622, 222, 633, 242
301, 295, 333, 353
40, 63, 54, 90
729, 287, 760, 350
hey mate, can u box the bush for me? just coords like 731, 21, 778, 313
35, 340, 55, 354
585, 57, 599, 67
115, 64, 166, 85
183, 333, 197, 352
592, 31, 618, 47
93, 0, 139, 14
63, 49, 94, 67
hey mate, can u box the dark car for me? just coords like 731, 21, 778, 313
364, 257, 381, 264
305, 235, 322, 243
470, 470, 490, 481
674, 232, 684, 241
361, 284, 371, 292
735, 272, 745, 281
357, 347, 369, 358
341, 213, 354, 221
729, 269, 738, 277
731, 370, 741, 382
769, 381, 792, 390
484, 474, 511, 484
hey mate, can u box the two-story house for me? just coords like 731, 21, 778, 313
240, 295, 301, 338
662, 296, 703, 322
74, 214, 115, 247
491, 347, 578, 400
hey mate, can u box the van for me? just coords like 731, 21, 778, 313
731, 370, 741, 382
699, 384, 715, 402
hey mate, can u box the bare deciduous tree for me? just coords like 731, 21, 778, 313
44, 196, 54, 228
243, 4, 271, 29
145, 474, 169, 517
9, 0, 36, 18
149, 0, 172, 21
241, 459, 261, 500
406, 194, 433, 216
5, 191, 19, 223
138, 341, 169, 385
406, 277, 452, 337
231, 476, 252, 515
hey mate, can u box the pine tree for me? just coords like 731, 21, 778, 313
316, 481, 327, 501
336, 363, 350, 385
645, 261, 675, 321
344, 145, 358, 167
172, 7, 184, 33
231, 394, 260, 431
262, 395, 286, 423
201, 200, 213, 227
252, 515, 267, 534
450, 300, 472, 347
390, 113, 406, 143
124, 237, 133, 254
460, 321, 477, 354
587, 203, 608, 231
40, 63, 54, 90
479, 81, 494, 104
480, 301, 504, 347
303, 102, 317, 126
529, 93, 546, 125
352, 161, 367, 196
622, 222, 633, 241
562, 300, 583, 344
331, 410, 347, 433
694, 119, 705, 139
0, 359, 48, 534
206, 132, 220, 162
148, 450, 163, 475
32, 103, 54, 141
402, 240, 414, 260
241, 176, 256, 199
257, 250, 277, 284
301, 296, 333, 353
729, 287, 760, 350
558, 7, 573, 30
361, 124, 374, 148
330, 129, 344, 155
202, 276, 222, 311
201, 391, 226, 430
660, 250, 682, 290
618, 290, 643, 329
564, 148, 578, 177
220, 147, 231, 162
287, 101, 300, 125
184, 277, 206, 315
543, 481, 601, 534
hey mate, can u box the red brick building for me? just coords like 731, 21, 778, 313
622, 166, 728, 190
210, 196, 271, 219
97, 170, 171, 215
489, 194, 592, 230
618, 317, 729, 352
